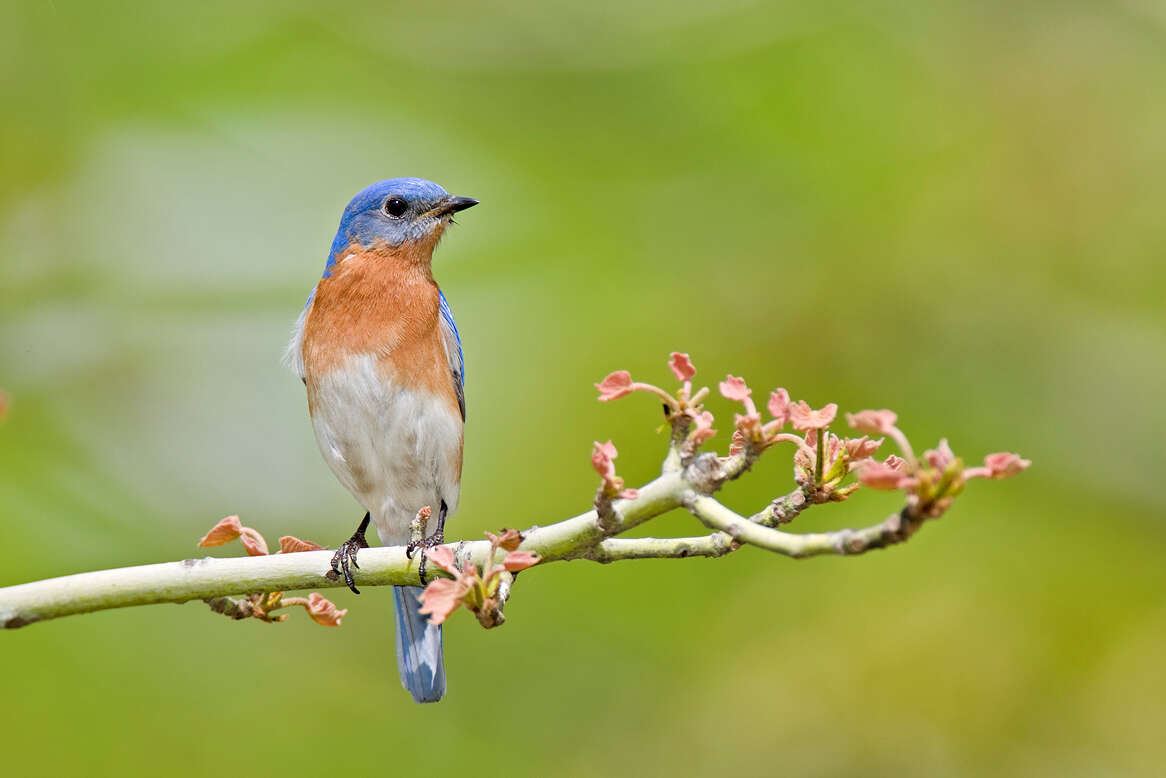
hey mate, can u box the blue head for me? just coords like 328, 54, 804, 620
325, 178, 478, 274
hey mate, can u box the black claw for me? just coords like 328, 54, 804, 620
329, 513, 371, 595
343, 552, 356, 592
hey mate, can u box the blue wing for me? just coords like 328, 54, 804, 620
438, 290, 466, 421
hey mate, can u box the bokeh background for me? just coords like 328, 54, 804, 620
2, 1, 1164, 775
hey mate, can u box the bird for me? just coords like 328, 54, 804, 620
286, 178, 478, 703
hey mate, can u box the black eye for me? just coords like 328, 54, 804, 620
384, 197, 408, 217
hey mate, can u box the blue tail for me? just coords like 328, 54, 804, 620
393, 585, 445, 703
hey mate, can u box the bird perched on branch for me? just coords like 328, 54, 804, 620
287, 178, 478, 703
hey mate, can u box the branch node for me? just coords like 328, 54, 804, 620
594, 487, 619, 532
685, 453, 726, 493
753, 488, 809, 527
204, 595, 254, 620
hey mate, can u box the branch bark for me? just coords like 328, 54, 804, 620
0, 457, 936, 630
686, 495, 925, 558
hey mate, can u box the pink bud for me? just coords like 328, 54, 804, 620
502, 551, 540, 572
884, 454, 908, 471
729, 429, 745, 456
305, 593, 347, 627
690, 410, 717, 446
718, 375, 752, 402
845, 436, 883, 460
418, 578, 471, 625
924, 439, 956, 470
239, 527, 269, 557
595, 371, 635, 401
198, 516, 243, 547
789, 401, 838, 432
279, 535, 324, 553
425, 545, 460, 575
859, 461, 911, 490
767, 388, 791, 425
669, 352, 696, 382
485, 528, 523, 552
846, 409, 898, 435
591, 439, 619, 478
983, 452, 1031, 479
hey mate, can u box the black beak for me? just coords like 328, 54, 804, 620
434, 196, 479, 216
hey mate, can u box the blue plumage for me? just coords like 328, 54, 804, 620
438, 289, 464, 385
325, 178, 457, 275
393, 586, 446, 703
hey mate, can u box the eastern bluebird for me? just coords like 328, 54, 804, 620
287, 178, 477, 703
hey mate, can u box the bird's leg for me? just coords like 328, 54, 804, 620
406, 500, 448, 584
329, 512, 371, 594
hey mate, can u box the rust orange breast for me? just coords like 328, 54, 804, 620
301, 243, 462, 419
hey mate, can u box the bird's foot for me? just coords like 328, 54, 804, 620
406, 500, 448, 585
329, 513, 371, 594
405, 527, 445, 585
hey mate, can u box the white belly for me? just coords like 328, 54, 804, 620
309, 354, 462, 545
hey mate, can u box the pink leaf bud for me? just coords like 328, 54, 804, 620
502, 551, 540, 572
767, 388, 791, 426
924, 439, 957, 470
669, 352, 696, 382
982, 452, 1031, 479
859, 461, 912, 490
846, 409, 898, 435
884, 454, 908, 470
718, 374, 752, 402
845, 436, 883, 460
789, 401, 839, 432
425, 545, 461, 576
279, 535, 324, 553
239, 527, 269, 557
595, 371, 635, 401
418, 578, 470, 625
305, 593, 347, 627
690, 410, 717, 446
198, 516, 243, 547
485, 528, 523, 552
729, 429, 745, 456
591, 439, 619, 479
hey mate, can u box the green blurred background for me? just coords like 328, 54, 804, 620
2, 1, 1163, 775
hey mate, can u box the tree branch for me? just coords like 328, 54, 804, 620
586, 533, 736, 562
0, 352, 1029, 630
685, 494, 925, 559
0, 470, 671, 629
0, 472, 916, 629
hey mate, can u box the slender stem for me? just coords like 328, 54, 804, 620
888, 428, 917, 468
630, 382, 679, 410
685, 494, 925, 559
771, 433, 815, 459
815, 428, 826, 485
